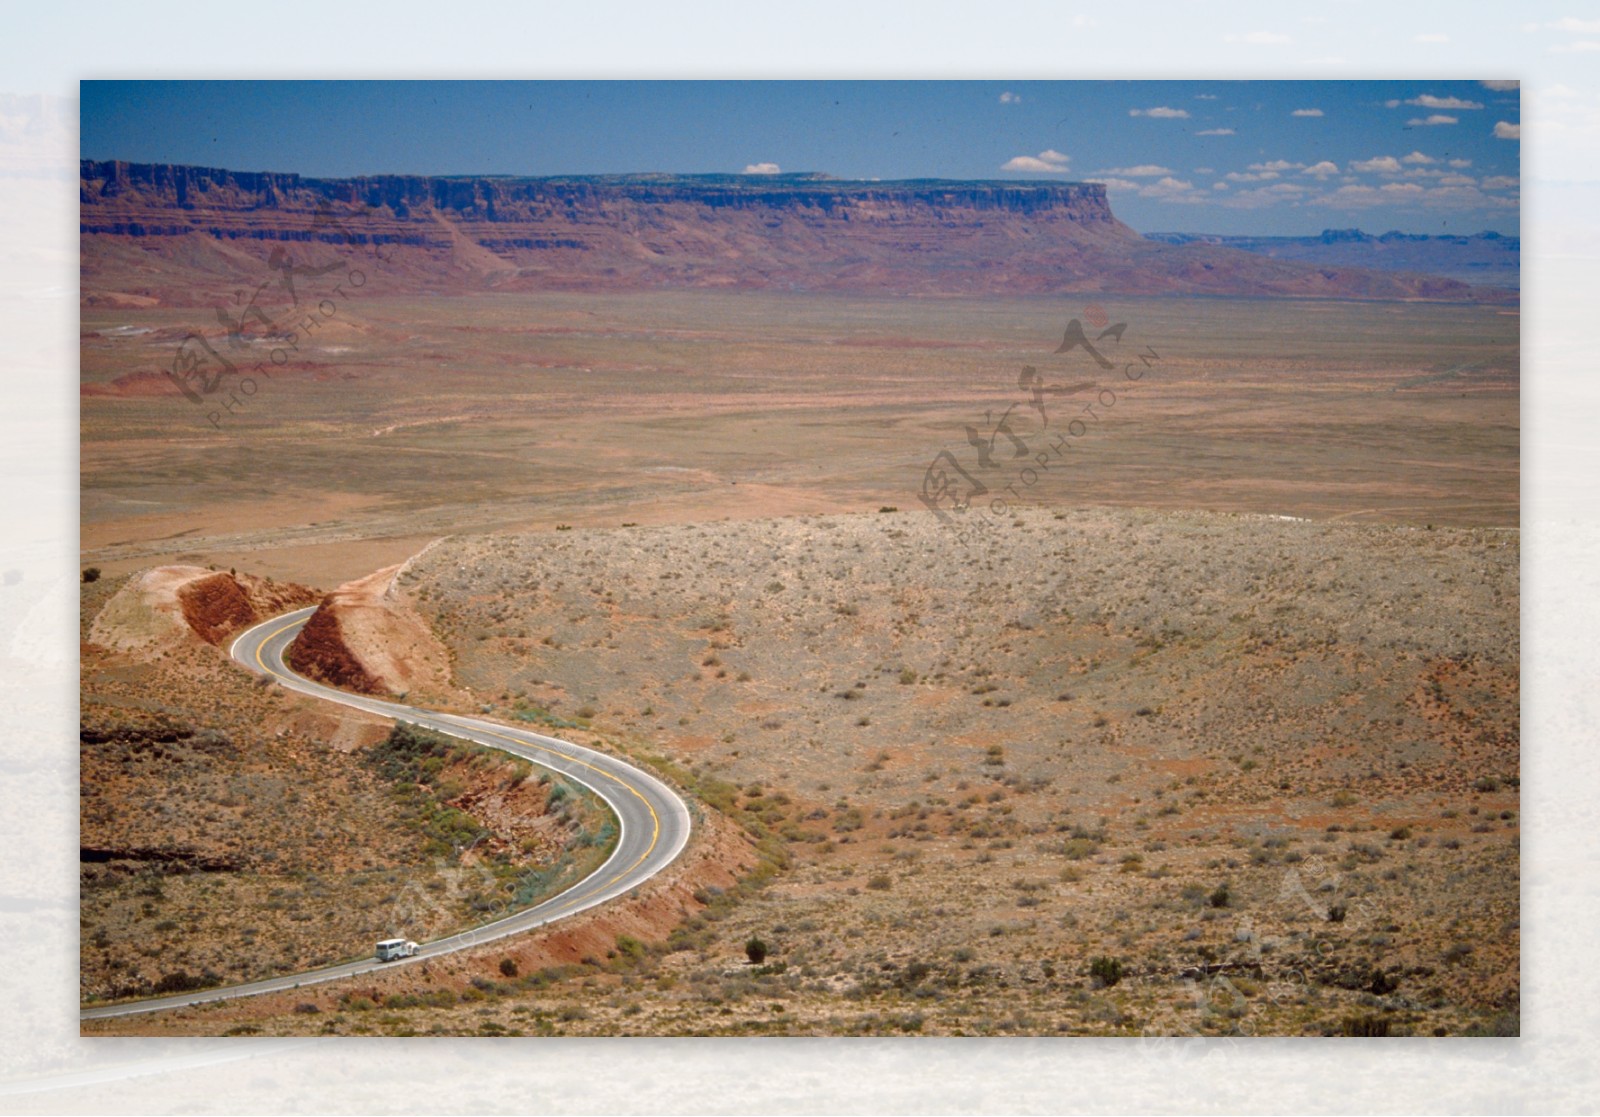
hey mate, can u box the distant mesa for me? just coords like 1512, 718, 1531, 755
1144, 228, 1520, 290
80, 159, 1513, 303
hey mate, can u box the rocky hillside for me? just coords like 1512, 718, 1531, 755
80, 160, 1509, 303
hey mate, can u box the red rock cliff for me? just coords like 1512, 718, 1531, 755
80, 160, 1504, 303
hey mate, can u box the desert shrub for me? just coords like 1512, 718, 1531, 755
745, 937, 769, 965
1208, 884, 1231, 909
867, 874, 892, 891
1089, 956, 1124, 988
499, 958, 519, 978
81, 567, 101, 583
613, 935, 646, 963
1340, 1014, 1390, 1037
1464, 1012, 1519, 1037
152, 970, 218, 995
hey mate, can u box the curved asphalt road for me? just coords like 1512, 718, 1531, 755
81, 607, 692, 1021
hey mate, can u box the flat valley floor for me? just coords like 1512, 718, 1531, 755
79, 292, 1519, 1036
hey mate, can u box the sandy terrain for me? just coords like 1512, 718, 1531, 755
79, 287, 1518, 1036
80, 292, 1516, 587
85, 504, 1517, 1036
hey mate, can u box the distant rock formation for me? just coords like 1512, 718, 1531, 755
80, 160, 1512, 304
1143, 228, 1520, 290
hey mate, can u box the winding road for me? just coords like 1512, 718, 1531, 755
80, 607, 693, 1022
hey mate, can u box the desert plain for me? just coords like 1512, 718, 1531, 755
79, 283, 1519, 1037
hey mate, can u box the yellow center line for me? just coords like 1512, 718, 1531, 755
248, 615, 667, 910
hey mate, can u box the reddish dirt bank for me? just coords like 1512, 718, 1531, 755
287, 603, 383, 694
284, 563, 453, 699
87, 794, 758, 1032
89, 566, 320, 654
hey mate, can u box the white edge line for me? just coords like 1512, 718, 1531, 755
85, 609, 690, 1020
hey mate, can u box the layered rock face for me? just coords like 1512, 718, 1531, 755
80, 160, 1504, 302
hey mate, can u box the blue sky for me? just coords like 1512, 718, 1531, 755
80, 80, 1520, 236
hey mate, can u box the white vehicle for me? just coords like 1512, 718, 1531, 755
376, 938, 419, 962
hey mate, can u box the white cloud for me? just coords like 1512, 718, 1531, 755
1002, 158, 1062, 173
1437, 173, 1477, 186
999, 91, 1022, 104
1480, 175, 1519, 189
1194, 94, 1218, 100
1091, 175, 1201, 202
1384, 99, 1402, 108
1407, 114, 1459, 126
1351, 155, 1403, 174
1226, 170, 1279, 182
1001, 149, 1070, 172
1409, 94, 1484, 110
1401, 150, 1437, 164
1197, 128, 1236, 136
1551, 40, 1600, 52
1130, 106, 1190, 119
1319, 184, 1383, 206
1095, 164, 1173, 177
1448, 158, 1472, 168
1214, 183, 1311, 209
1291, 108, 1324, 117
1531, 17, 1600, 32
1251, 160, 1302, 172
1494, 121, 1521, 139
1224, 30, 1292, 44
742, 162, 781, 175
1311, 179, 1517, 212
1142, 176, 1199, 199
1414, 33, 1450, 43
1303, 161, 1340, 176
1481, 80, 1520, 91
1213, 181, 1229, 190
